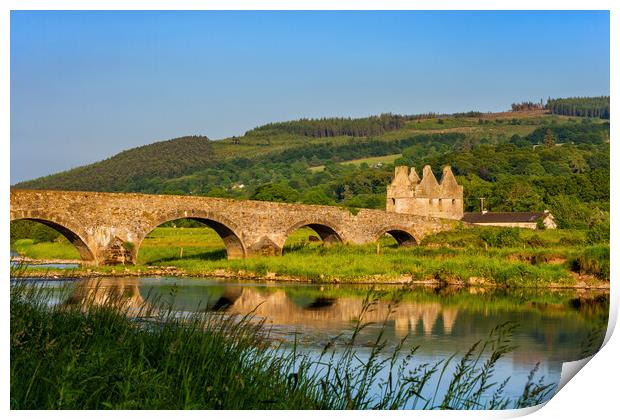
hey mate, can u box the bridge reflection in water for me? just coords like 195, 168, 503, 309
37, 276, 606, 405
60, 277, 608, 368
64, 278, 458, 335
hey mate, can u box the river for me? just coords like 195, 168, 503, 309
12, 276, 609, 408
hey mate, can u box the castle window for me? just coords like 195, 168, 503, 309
452, 199, 456, 205
391, 198, 396, 205
429, 199, 432, 204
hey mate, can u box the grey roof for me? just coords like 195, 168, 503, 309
461, 212, 550, 224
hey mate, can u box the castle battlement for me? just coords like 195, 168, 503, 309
386, 165, 463, 219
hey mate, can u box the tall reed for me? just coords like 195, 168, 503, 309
10, 281, 555, 409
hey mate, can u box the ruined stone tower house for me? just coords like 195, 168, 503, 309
386, 165, 464, 220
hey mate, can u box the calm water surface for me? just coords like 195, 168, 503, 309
14, 276, 609, 407
10, 251, 79, 269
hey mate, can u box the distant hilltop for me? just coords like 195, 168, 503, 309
512, 96, 609, 119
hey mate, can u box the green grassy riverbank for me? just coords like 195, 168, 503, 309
11, 226, 609, 287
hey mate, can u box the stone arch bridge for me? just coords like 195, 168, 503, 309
10, 189, 459, 266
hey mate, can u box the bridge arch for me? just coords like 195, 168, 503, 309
10, 213, 96, 263
372, 226, 419, 247
136, 210, 247, 261
281, 219, 345, 253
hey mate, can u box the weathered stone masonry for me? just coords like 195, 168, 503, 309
10, 189, 459, 266
386, 165, 464, 220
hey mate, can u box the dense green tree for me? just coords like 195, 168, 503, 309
205, 187, 233, 198
300, 188, 334, 205
245, 113, 415, 138
488, 177, 543, 212
250, 183, 299, 203
587, 212, 610, 244
543, 129, 556, 148
544, 195, 596, 229
11, 220, 60, 244
546, 96, 609, 119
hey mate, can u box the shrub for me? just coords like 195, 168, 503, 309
122, 241, 135, 252
479, 228, 521, 248
587, 218, 610, 244
526, 234, 545, 248
570, 246, 610, 280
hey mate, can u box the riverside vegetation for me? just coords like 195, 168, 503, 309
10, 281, 558, 409
11, 224, 610, 286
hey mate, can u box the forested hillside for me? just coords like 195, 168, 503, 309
546, 96, 610, 119
13, 99, 610, 231
244, 114, 414, 138
16, 136, 214, 192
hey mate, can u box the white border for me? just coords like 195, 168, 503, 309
2, 2, 616, 419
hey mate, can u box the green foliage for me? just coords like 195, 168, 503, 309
122, 241, 135, 252
452, 111, 483, 118
421, 226, 585, 250
132, 231, 582, 286
586, 216, 610, 245
543, 129, 556, 147
570, 246, 610, 280
245, 113, 412, 138
15, 136, 214, 192
11, 220, 61, 244
478, 228, 521, 248
12, 239, 81, 260
10, 284, 325, 409
545, 195, 607, 230
486, 177, 544, 212
526, 120, 609, 145
251, 183, 299, 203
300, 187, 335, 205
527, 233, 545, 247
547, 96, 610, 119
341, 193, 385, 209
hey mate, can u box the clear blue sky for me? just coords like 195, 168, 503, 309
10, 10, 609, 183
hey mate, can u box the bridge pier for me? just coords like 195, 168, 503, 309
98, 239, 137, 265
245, 236, 283, 257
